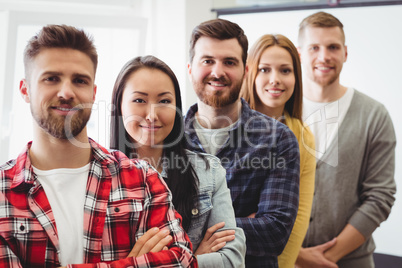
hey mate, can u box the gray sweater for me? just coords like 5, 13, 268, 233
303, 90, 397, 267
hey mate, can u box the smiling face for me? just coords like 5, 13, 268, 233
121, 68, 176, 148
254, 46, 295, 118
20, 48, 96, 139
299, 26, 347, 88
188, 37, 246, 108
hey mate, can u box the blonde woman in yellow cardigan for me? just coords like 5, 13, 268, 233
240, 34, 316, 268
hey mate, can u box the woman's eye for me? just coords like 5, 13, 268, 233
282, 69, 292, 74
160, 99, 172, 104
133, 99, 145, 103
259, 68, 269, 73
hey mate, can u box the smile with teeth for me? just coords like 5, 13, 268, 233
209, 82, 226, 87
316, 66, 333, 71
266, 89, 284, 94
55, 107, 76, 111
140, 125, 161, 130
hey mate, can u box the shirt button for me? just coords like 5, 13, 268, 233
191, 208, 198, 215
20, 225, 25, 231
114, 207, 120, 212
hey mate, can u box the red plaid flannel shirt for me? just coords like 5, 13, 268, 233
0, 139, 197, 268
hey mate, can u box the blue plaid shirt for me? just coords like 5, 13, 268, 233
184, 99, 300, 268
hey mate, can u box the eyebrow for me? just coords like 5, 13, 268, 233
40, 71, 93, 82
201, 55, 240, 63
258, 63, 293, 67
132, 91, 174, 97
73, 73, 93, 82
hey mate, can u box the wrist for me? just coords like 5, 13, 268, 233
324, 249, 340, 263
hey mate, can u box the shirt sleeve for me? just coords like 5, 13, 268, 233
196, 158, 246, 268
348, 106, 396, 237
0, 238, 24, 267
236, 126, 300, 257
68, 164, 197, 268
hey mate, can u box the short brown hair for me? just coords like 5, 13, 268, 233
241, 34, 303, 121
23, 24, 98, 80
189, 18, 248, 66
298, 11, 345, 45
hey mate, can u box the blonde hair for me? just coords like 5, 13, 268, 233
298, 11, 345, 45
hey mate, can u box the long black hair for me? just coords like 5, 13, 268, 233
110, 55, 198, 230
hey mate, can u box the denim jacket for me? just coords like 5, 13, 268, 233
163, 150, 246, 268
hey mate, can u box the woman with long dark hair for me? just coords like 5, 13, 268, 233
110, 55, 245, 268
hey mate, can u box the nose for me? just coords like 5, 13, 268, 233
57, 81, 75, 100
210, 61, 225, 78
318, 48, 330, 62
269, 70, 280, 86
145, 104, 159, 123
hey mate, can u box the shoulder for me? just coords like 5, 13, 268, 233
185, 150, 226, 186
241, 100, 293, 135
0, 159, 17, 172
286, 117, 315, 146
185, 150, 221, 167
350, 90, 394, 127
352, 90, 387, 113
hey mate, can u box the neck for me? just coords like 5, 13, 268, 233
304, 78, 347, 103
136, 146, 164, 173
196, 99, 241, 129
30, 125, 91, 170
255, 102, 284, 122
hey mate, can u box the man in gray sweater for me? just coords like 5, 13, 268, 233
295, 11, 396, 268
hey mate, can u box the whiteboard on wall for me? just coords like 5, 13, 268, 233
221, 5, 402, 257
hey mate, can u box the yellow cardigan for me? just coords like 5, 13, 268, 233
278, 114, 316, 268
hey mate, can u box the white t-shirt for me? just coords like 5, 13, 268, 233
303, 87, 354, 166
193, 117, 237, 156
33, 163, 90, 266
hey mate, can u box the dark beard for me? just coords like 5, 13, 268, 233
194, 76, 242, 108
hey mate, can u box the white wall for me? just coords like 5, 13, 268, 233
1, 0, 399, 258
221, 5, 402, 257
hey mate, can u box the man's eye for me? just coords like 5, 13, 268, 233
45, 76, 59, 82
75, 78, 88, 84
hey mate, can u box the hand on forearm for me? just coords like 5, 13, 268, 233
295, 238, 338, 268
324, 224, 365, 263
195, 222, 235, 256
127, 227, 171, 258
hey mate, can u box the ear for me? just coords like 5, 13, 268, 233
187, 62, 192, 81
19, 79, 30, 103
297, 47, 302, 62
93, 84, 97, 101
344, 45, 348, 63
243, 65, 249, 79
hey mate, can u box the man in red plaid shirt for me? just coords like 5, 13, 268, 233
0, 24, 197, 268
